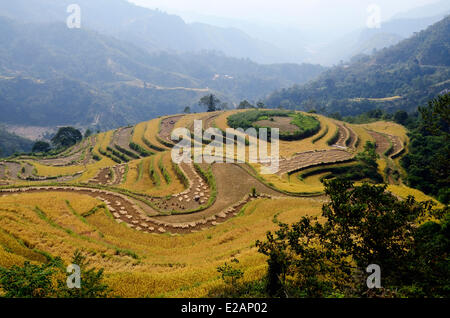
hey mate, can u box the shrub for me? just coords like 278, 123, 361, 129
129, 142, 153, 157
326, 128, 340, 146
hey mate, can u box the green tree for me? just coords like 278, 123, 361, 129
356, 141, 379, 171
419, 93, 449, 137
183, 106, 191, 114
57, 250, 111, 298
199, 94, 221, 112
0, 250, 111, 298
51, 127, 82, 148
238, 100, 253, 109
84, 129, 92, 139
217, 258, 244, 289
394, 110, 408, 125
32, 141, 51, 153
0, 261, 59, 298
256, 179, 443, 298
402, 93, 450, 203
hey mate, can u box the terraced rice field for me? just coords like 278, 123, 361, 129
0, 110, 429, 297
159, 115, 184, 144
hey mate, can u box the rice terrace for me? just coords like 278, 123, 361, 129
0, 0, 449, 307
1, 108, 444, 298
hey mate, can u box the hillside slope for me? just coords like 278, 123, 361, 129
266, 16, 450, 116
0, 110, 440, 297
0, 16, 325, 130
0, 0, 288, 64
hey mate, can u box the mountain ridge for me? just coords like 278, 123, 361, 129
265, 16, 450, 116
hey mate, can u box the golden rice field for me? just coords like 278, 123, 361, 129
0, 110, 439, 297
0, 192, 323, 297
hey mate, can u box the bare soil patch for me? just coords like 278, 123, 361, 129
254, 117, 299, 133
159, 115, 183, 143
333, 122, 351, 148
368, 131, 391, 156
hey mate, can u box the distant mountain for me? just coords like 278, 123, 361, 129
392, 0, 450, 20
308, 4, 450, 66
0, 16, 325, 130
0, 0, 288, 64
354, 33, 403, 56
0, 128, 33, 157
265, 16, 450, 116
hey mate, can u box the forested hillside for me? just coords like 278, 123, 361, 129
0, 16, 324, 130
266, 16, 450, 116
0, 0, 293, 64
0, 128, 33, 156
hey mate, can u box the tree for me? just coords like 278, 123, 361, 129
183, 106, 191, 114
394, 110, 408, 125
199, 94, 221, 112
32, 141, 51, 153
402, 93, 450, 203
217, 258, 244, 288
257, 102, 265, 109
0, 261, 58, 298
51, 127, 82, 148
329, 112, 342, 120
219, 102, 230, 110
0, 250, 111, 298
57, 250, 110, 298
256, 179, 445, 298
84, 129, 92, 139
419, 93, 449, 137
238, 100, 253, 109
356, 141, 379, 171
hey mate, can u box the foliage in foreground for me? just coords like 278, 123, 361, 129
401, 93, 449, 204
0, 250, 111, 298
246, 179, 449, 298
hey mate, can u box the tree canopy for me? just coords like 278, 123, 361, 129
199, 94, 221, 112
255, 179, 449, 298
51, 127, 82, 148
32, 141, 51, 153
401, 93, 450, 203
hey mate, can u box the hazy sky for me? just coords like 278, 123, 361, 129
128, 0, 439, 31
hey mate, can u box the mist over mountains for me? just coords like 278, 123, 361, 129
0, 1, 325, 132
0, 0, 448, 154
0, 0, 288, 64
266, 16, 450, 116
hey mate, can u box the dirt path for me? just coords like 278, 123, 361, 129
367, 131, 391, 156
204, 112, 222, 130
89, 165, 126, 186
333, 122, 351, 148
346, 126, 358, 149
0, 158, 322, 234
387, 135, 404, 158
153, 162, 292, 224
159, 115, 184, 143
187, 112, 222, 132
